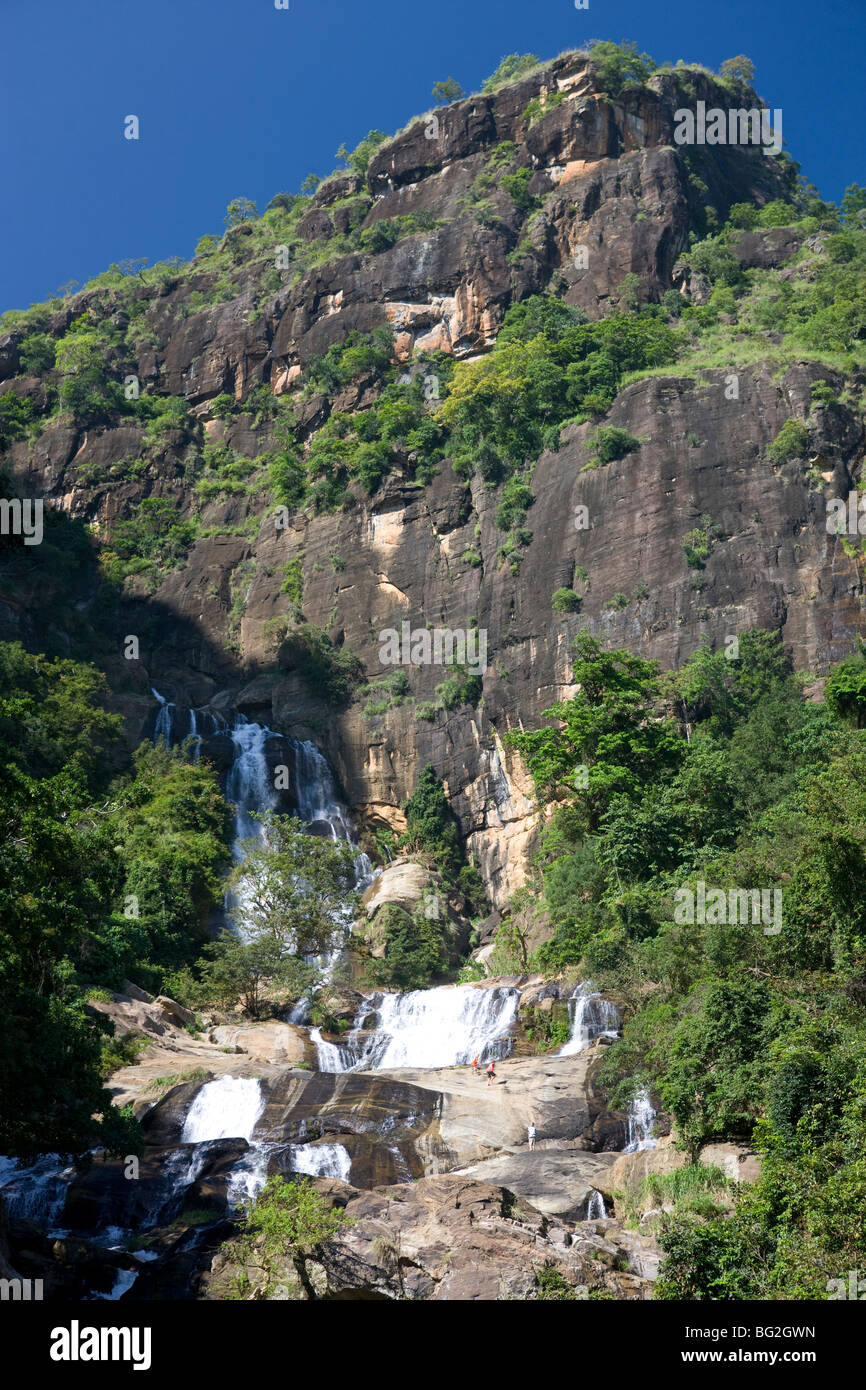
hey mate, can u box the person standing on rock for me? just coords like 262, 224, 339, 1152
486, 1060, 496, 1086
472, 1055, 480, 1075
528, 1123, 537, 1150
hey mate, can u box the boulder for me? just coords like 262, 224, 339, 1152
154, 996, 196, 1029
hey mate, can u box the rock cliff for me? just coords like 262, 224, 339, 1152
1, 50, 862, 904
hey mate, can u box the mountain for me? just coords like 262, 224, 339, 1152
2, 46, 861, 911
2, 43, 866, 1308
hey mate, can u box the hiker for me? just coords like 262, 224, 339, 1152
528, 1123, 537, 1150
471, 1055, 480, 1075
486, 1061, 496, 1086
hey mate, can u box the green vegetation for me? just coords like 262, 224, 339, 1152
398, 765, 486, 914
270, 622, 364, 705
584, 426, 642, 469
586, 40, 657, 98
507, 629, 866, 1297
196, 814, 358, 1017
0, 643, 232, 1158
552, 588, 582, 614
366, 901, 452, 992
766, 418, 810, 463
432, 78, 463, 104
482, 54, 541, 92
228, 1177, 349, 1297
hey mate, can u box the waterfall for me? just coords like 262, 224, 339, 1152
226, 715, 281, 859
290, 1142, 352, 1182
150, 692, 373, 940
89, 1268, 140, 1301
585, 1188, 607, 1220
624, 1087, 657, 1153
0, 1154, 77, 1228
558, 983, 620, 1056
181, 1077, 265, 1143
314, 985, 519, 1073
152, 688, 175, 743
226, 1143, 273, 1209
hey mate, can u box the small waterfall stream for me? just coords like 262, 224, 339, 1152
181, 1077, 266, 1144
624, 1088, 658, 1152
558, 983, 620, 1056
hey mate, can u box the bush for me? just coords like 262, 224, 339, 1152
766, 418, 809, 463
552, 588, 582, 614
585, 427, 642, 467
481, 54, 540, 92
277, 625, 363, 705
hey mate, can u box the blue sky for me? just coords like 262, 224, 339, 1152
1, 0, 863, 313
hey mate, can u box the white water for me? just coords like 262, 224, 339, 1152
0, 1153, 78, 1227
226, 716, 282, 857
585, 1188, 608, 1221
314, 985, 520, 1072
290, 1142, 351, 1182
558, 983, 620, 1056
624, 1087, 657, 1153
181, 1077, 265, 1143
227, 1143, 273, 1209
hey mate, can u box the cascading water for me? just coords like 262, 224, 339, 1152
624, 1087, 657, 1153
181, 1077, 265, 1144
558, 983, 620, 1057
290, 1142, 352, 1182
226, 715, 281, 858
0, 1154, 78, 1228
314, 985, 520, 1073
585, 1189, 608, 1221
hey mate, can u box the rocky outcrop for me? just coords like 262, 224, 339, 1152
455, 1148, 618, 1221
202, 1173, 655, 1301
606, 1135, 762, 1209
356, 857, 472, 963
1, 56, 858, 910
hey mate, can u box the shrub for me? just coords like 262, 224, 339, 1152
277, 625, 363, 705
552, 588, 582, 614
482, 54, 540, 92
18, 333, 56, 375
587, 40, 657, 97
585, 427, 641, 467
766, 418, 809, 463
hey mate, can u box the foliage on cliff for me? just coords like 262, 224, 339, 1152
0, 642, 232, 1157
509, 630, 866, 1298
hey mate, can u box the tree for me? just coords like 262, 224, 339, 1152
719, 55, 756, 87
335, 130, 387, 176
229, 813, 358, 952
587, 41, 657, 98
841, 183, 866, 229
224, 197, 258, 227
826, 644, 866, 726
300, 173, 321, 195
506, 631, 683, 834
229, 1177, 348, 1295
196, 932, 298, 1019
432, 77, 463, 104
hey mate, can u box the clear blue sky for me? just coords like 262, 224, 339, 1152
1, 0, 863, 314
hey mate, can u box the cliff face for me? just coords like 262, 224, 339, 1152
1, 52, 863, 905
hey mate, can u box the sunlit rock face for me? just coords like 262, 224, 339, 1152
1, 56, 859, 908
